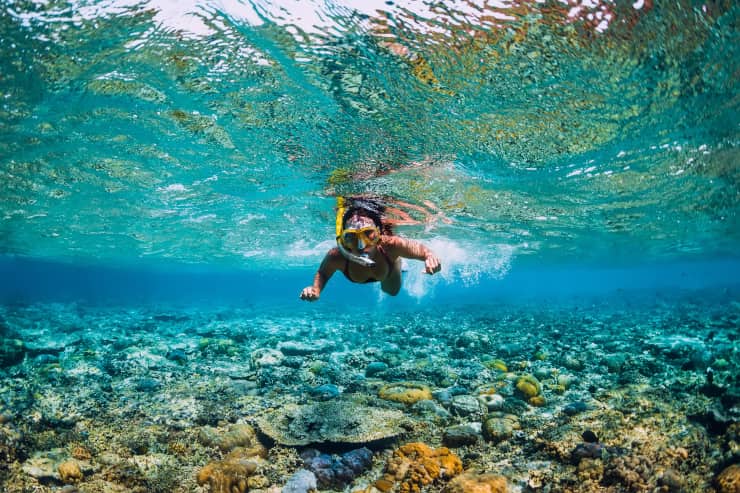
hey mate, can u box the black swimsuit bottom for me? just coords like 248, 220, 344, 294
343, 246, 393, 283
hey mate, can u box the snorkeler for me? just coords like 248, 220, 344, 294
299, 197, 441, 301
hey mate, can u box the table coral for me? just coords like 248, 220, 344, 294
257, 400, 407, 446
375, 442, 462, 493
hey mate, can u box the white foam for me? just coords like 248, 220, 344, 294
403, 237, 515, 299
285, 239, 335, 258
283, 236, 516, 296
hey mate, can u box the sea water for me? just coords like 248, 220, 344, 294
1, 1, 738, 492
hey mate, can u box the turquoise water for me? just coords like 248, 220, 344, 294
1, 0, 738, 271
1, 1, 739, 492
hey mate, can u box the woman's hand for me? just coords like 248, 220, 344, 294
424, 254, 441, 274
300, 286, 320, 301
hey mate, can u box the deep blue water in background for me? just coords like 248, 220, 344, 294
3, 256, 739, 308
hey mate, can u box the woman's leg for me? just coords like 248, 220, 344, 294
381, 258, 403, 295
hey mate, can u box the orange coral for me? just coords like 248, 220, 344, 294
444, 472, 508, 493
375, 442, 462, 493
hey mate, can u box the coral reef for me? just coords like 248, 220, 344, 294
482, 413, 520, 444
444, 472, 508, 493
199, 424, 267, 457
282, 469, 317, 493
57, 460, 82, 483
715, 464, 740, 493
0, 297, 737, 492
514, 374, 542, 403
256, 400, 407, 446
378, 382, 433, 405
196, 449, 261, 493
300, 447, 373, 488
375, 442, 462, 493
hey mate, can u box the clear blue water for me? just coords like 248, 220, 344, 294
1, 1, 739, 492
1, 0, 738, 278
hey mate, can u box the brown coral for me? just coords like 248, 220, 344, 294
444, 472, 507, 493
716, 464, 740, 493
196, 449, 260, 493
221, 425, 264, 455
71, 445, 92, 461
208, 424, 266, 457
58, 460, 83, 484
375, 442, 462, 493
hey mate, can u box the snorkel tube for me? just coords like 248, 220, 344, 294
336, 197, 376, 267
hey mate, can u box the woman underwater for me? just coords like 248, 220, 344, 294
300, 197, 441, 302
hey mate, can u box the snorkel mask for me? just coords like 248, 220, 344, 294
336, 197, 378, 267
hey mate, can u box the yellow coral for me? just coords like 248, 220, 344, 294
444, 472, 508, 493
376, 442, 462, 493
528, 395, 546, 407
378, 382, 433, 405
58, 460, 83, 484
485, 359, 507, 372
515, 375, 541, 399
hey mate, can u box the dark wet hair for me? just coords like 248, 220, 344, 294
341, 197, 393, 235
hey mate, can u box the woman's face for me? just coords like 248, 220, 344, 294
342, 215, 380, 254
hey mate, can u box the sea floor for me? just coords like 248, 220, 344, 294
0, 291, 738, 493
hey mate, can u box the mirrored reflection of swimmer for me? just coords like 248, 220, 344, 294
299, 197, 441, 301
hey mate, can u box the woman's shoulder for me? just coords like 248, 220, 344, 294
380, 235, 425, 258
319, 247, 345, 273
380, 235, 405, 253
380, 235, 404, 245
328, 247, 351, 264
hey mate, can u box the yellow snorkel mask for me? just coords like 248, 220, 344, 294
336, 197, 378, 267
341, 225, 380, 248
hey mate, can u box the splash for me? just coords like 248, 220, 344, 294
404, 237, 515, 299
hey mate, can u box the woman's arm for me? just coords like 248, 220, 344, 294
300, 248, 342, 301
383, 236, 441, 274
